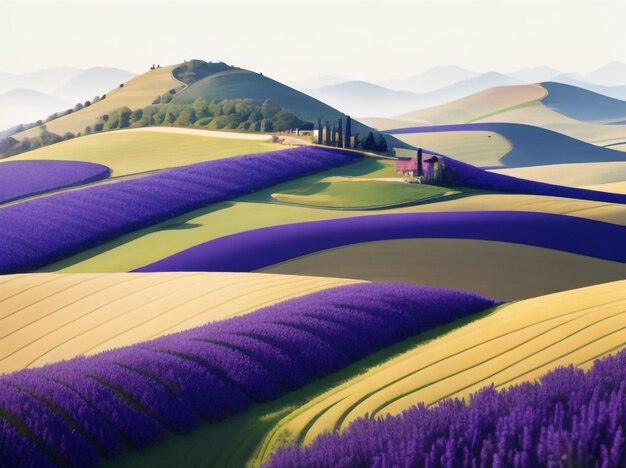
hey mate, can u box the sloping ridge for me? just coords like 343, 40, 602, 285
388, 123, 626, 167
171, 68, 376, 136
540, 81, 626, 123
397, 84, 546, 124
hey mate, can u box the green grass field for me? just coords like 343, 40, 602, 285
36, 157, 459, 272
7, 129, 283, 176
271, 180, 450, 208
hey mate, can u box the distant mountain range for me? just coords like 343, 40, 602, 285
304, 72, 523, 118
298, 62, 626, 117
0, 89, 70, 134
0, 66, 136, 131
54, 67, 136, 102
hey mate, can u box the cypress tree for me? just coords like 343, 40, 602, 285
317, 118, 323, 144
417, 147, 424, 177
337, 117, 343, 148
324, 120, 331, 145
345, 115, 352, 149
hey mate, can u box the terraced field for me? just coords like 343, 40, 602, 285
0, 272, 360, 373
258, 280, 626, 461
9, 128, 282, 176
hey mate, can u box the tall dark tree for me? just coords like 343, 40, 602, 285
324, 120, 331, 145
417, 147, 424, 177
344, 115, 352, 149
337, 117, 343, 148
317, 118, 323, 144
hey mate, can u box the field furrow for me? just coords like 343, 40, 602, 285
0, 272, 360, 373
261, 280, 626, 453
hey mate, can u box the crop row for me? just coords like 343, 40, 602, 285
137, 211, 626, 272
0, 147, 361, 274
0, 282, 498, 467
0, 160, 110, 205
266, 347, 626, 467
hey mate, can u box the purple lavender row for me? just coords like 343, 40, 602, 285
0, 160, 111, 205
0, 147, 362, 274
137, 211, 626, 273
0, 283, 499, 466
266, 349, 626, 468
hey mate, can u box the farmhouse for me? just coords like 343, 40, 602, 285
394, 148, 442, 183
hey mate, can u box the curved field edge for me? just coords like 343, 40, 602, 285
137, 211, 626, 273
265, 347, 626, 467
0, 272, 362, 373
0, 283, 498, 467
0, 146, 362, 274
259, 238, 626, 300
256, 279, 626, 464
9, 129, 283, 177
40, 193, 626, 274
0, 160, 110, 205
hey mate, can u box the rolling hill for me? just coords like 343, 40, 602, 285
9, 64, 182, 140
7, 127, 281, 176
394, 82, 626, 145
388, 122, 626, 167
541, 81, 626, 122
171, 67, 369, 130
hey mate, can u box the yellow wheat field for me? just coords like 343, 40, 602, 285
0, 272, 361, 374
260, 280, 626, 457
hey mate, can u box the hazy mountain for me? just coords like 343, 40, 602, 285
54, 67, 136, 103
382, 65, 478, 93
0, 89, 70, 132
580, 62, 626, 87
306, 72, 524, 118
303, 81, 424, 117
509, 66, 561, 83
0, 67, 82, 94
290, 75, 347, 90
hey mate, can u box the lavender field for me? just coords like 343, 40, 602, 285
267, 349, 626, 468
1, 6, 625, 466
138, 211, 626, 273
0, 283, 498, 466
0, 160, 110, 204
0, 147, 361, 274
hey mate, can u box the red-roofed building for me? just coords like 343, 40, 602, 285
395, 149, 442, 183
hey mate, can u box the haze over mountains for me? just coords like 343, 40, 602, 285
0, 67, 135, 131
298, 62, 626, 118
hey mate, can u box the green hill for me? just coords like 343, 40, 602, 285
174, 69, 345, 121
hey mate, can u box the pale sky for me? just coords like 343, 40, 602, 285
1, 0, 625, 82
